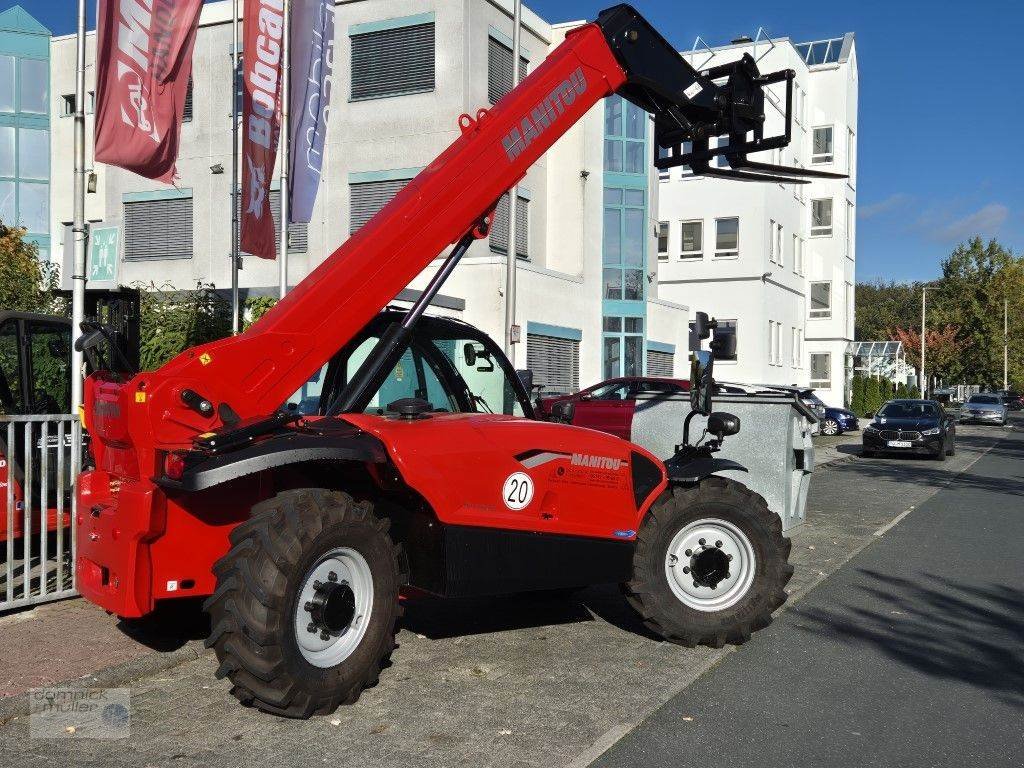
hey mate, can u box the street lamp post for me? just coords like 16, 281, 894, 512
502, 0, 523, 364
1004, 298, 1009, 392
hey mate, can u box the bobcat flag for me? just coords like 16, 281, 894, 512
289, 0, 335, 223
94, 0, 203, 182
241, 0, 286, 259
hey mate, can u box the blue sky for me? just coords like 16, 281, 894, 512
12, 0, 1023, 282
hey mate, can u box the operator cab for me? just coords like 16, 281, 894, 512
0, 312, 72, 415
284, 309, 534, 420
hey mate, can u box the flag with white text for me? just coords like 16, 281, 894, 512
94, 0, 203, 182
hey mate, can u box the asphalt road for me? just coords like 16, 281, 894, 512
595, 418, 1024, 768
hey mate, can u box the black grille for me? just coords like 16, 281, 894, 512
880, 430, 921, 441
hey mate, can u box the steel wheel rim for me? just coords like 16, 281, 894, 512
294, 547, 374, 668
665, 518, 756, 612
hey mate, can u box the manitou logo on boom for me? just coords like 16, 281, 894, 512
114, 0, 179, 142
570, 453, 626, 471
502, 67, 588, 162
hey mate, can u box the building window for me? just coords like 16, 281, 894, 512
811, 198, 833, 237
18, 58, 47, 115
0, 55, 14, 112
349, 178, 410, 234
768, 219, 776, 264
603, 315, 644, 379
487, 36, 528, 104
646, 348, 674, 376
182, 77, 193, 122
17, 182, 47, 233
656, 145, 670, 181
812, 125, 833, 164
18, 127, 48, 180
350, 21, 435, 101
847, 127, 856, 180
791, 327, 799, 367
714, 217, 739, 258
846, 200, 854, 259
123, 196, 194, 260
810, 352, 831, 389
0, 180, 13, 223
235, 189, 308, 253
776, 222, 784, 268
489, 191, 530, 259
0, 125, 13, 176
603, 187, 645, 300
768, 320, 782, 366
680, 220, 702, 259
657, 221, 669, 260
527, 333, 580, 396
810, 281, 832, 318
61, 94, 76, 116
604, 95, 646, 174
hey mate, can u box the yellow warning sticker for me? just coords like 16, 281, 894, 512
199, 353, 212, 366
135, 392, 147, 403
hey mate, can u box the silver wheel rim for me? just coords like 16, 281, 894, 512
665, 518, 756, 612
822, 420, 838, 435
293, 547, 374, 668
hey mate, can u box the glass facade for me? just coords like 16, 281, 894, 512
0, 7, 51, 259
602, 95, 649, 378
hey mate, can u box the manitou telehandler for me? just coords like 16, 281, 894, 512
76, 5, 843, 717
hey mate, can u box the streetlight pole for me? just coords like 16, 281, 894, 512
502, 0, 523, 364
920, 286, 929, 397
1004, 298, 1009, 392
70, 0, 87, 411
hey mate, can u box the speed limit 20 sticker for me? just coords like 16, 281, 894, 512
501, 472, 534, 510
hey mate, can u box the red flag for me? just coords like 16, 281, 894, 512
94, 0, 203, 183
241, 0, 286, 259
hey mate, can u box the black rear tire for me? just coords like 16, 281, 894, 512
623, 477, 793, 648
204, 489, 404, 718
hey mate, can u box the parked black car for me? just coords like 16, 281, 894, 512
862, 399, 956, 460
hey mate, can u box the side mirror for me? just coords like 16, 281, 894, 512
551, 400, 575, 423
690, 350, 714, 416
710, 329, 736, 359
707, 411, 741, 439
865, 411, 875, 418
692, 311, 712, 341
516, 369, 534, 392
463, 342, 477, 366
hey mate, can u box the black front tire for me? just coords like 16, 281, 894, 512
623, 477, 793, 648
204, 489, 405, 718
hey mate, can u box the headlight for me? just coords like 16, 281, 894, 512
922, 427, 941, 435
864, 424, 879, 433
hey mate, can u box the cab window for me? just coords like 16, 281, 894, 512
429, 337, 525, 416
0, 320, 22, 414
591, 382, 632, 400
27, 322, 71, 414
285, 362, 329, 415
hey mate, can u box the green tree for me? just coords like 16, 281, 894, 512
136, 282, 232, 370
0, 223, 61, 313
850, 374, 866, 415
864, 377, 882, 414
896, 382, 908, 398
855, 280, 922, 341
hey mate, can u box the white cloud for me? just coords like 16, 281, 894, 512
858, 193, 911, 219
927, 203, 1009, 243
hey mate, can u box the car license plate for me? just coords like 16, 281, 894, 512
887, 440, 912, 448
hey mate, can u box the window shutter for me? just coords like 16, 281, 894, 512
487, 37, 529, 104
351, 23, 435, 100
234, 190, 308, 253
527, 334, 579, 395
349, 179, 410, 234
646, 349, 674, 377
123, 197, 194, 260
489, 192, 529, 258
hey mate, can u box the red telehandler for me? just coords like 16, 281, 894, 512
76, 5, 844, 717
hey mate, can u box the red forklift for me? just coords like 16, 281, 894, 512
76, 5, 843, 716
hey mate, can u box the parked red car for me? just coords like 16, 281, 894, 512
536, 376, 689, 440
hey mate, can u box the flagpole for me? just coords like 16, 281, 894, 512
502, 0, 523, 365
279, 0, 291, 299
230, 0, 241, 334
70, 0, 87, 411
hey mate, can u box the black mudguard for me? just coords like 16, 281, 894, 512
156, 421, 388, 492
665, 455, 748, 486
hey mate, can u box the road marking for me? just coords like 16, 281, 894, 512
874, 507, 915, 537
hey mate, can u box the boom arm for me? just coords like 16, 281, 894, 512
96, 4, 836, 452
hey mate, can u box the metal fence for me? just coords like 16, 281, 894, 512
1, 414, 82, 612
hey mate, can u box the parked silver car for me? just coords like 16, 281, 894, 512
959, 394, 1008, 426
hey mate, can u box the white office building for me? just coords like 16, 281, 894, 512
47, 0, 691, 395
656, 33, 858, 407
